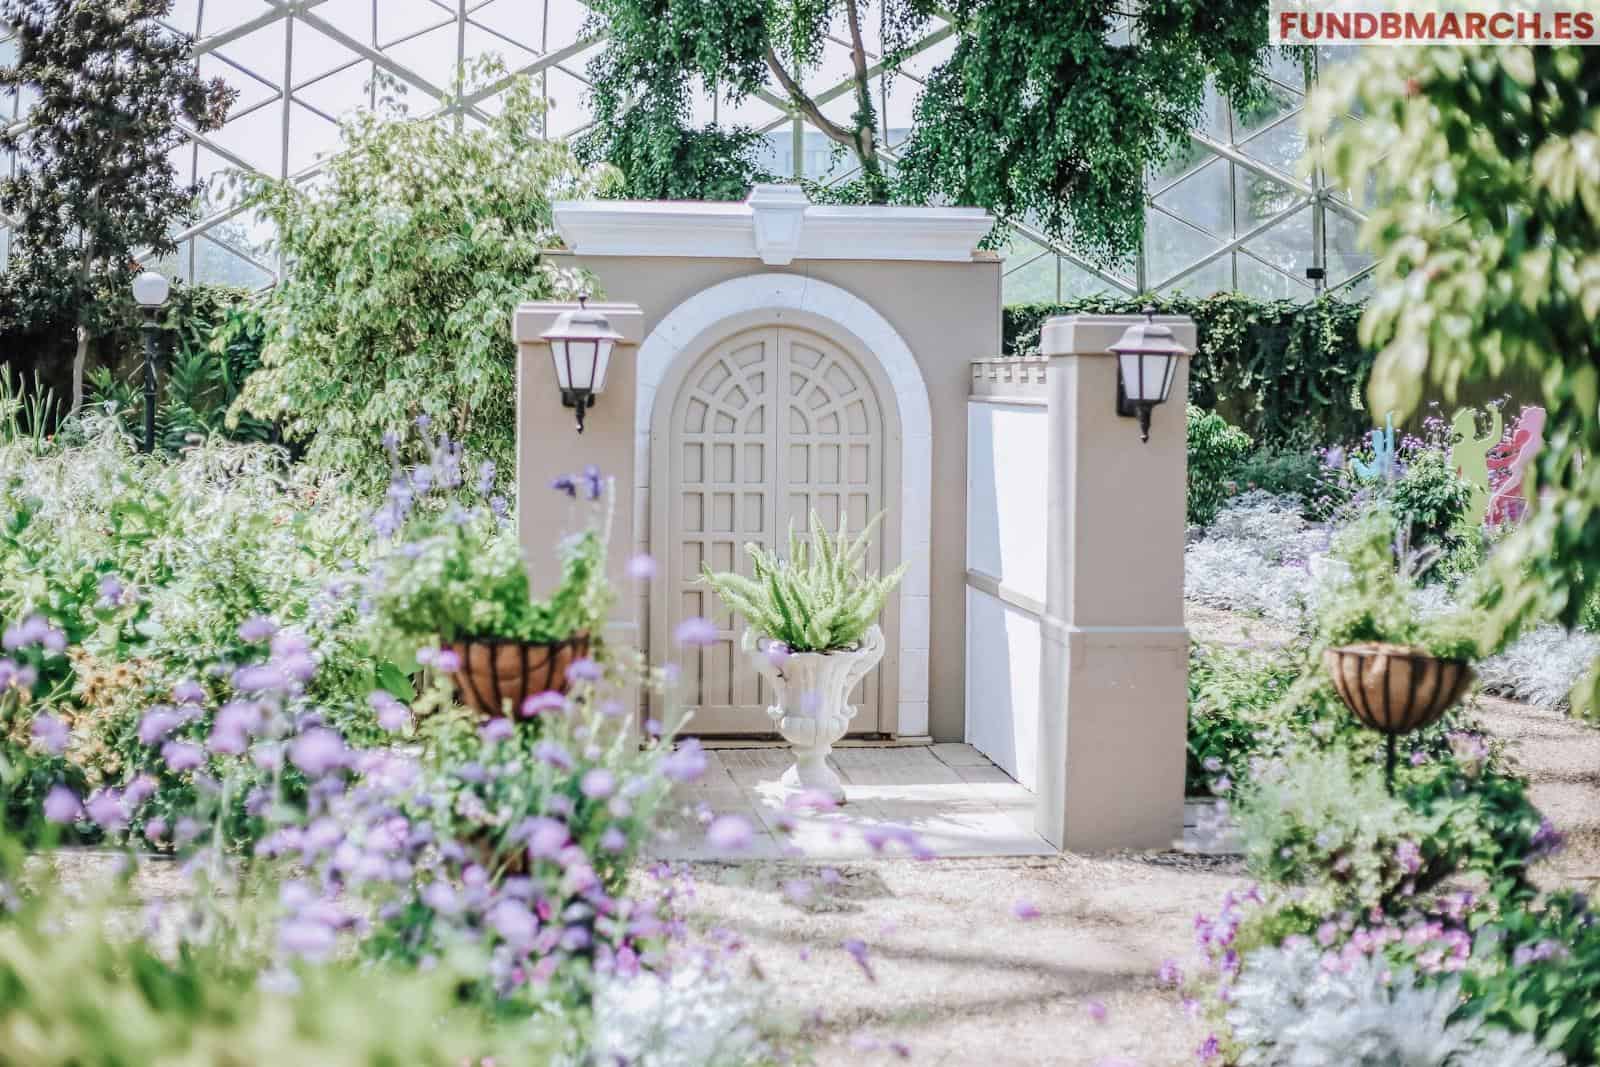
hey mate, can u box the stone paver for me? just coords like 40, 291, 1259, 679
651, 743, 1056, 861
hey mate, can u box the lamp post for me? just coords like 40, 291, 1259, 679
540, 293, 622, 433
1109, 305, 1185, 443
132, 270, 170, 454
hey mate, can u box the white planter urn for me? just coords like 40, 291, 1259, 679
742, 624, 885, 804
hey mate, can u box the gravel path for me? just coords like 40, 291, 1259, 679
667, 604, 1600, 1066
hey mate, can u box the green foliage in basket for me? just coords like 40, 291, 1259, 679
701, 511, 906, 654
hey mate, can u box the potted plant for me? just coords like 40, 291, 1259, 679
702, 512, 905, 802
369, 442, 612, 718
1316, 505, 1478, 783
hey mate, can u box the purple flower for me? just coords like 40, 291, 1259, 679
706, 814, 754, 852
674, 616, 718, 647
566, 657, 603, 684
659, 739, 708, 784
535, 741, 574, 771
433, 648, 461, 673
123, 775, 157, 808
490, 900, 538, 950
85, 790, 128, 830
30, 713, 68, 755
521, 691, 566, 718
476, 460, 496, 494
1012, 899, 1041, 921
279, 917, 338, 961
172, 680, 206, 705
627, 553, 657, 581
43, 785, 81, 824
1195, 1035, 1220, 1063
2, 615, 48, 651
1085, 999, 1107, 1023
161, 741, 205, 772
842, 937, 875, 981
1157, 958, 1182, 986
1396, 840, 1424, 875
369, 692, 409, 733
551, 474, 577, 498
765, 640, 790, 669
480, 718, 513, 743
96, 574, 129, 608
600, 827, 628, 853
289, 728, 348, 778
238, 616, 277, 643
580, 768, 616, 799
525, 816, 570, 860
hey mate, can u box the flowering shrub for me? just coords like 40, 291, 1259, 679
366, 427, 611, 647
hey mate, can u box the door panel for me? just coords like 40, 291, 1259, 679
656, 325, 888, 735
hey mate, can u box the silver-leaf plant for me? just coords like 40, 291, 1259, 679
1227, 939, 1566, 1067
701, 510, 906, 654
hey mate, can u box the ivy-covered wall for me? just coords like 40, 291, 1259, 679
1005, 295, 1374, 447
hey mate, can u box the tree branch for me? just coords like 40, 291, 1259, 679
763, 43, 855, 151
842, 0, 878, 164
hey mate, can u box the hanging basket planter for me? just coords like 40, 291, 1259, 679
1322, 642, 1475, 735
445, 634, 591, 717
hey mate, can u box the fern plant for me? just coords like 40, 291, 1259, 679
701, 511, 906, 654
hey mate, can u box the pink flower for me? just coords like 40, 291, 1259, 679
580, 768, 617, 799
1011, 899, 1041, 921
626, 553, 657, 580
1085, 999, 1107, 1023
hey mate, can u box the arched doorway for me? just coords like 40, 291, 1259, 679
650, 322, 899, 735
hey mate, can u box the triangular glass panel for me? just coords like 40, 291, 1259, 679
1152, 157, 1229, 239
1234, 171, 1304, 235
1158, 255, 1234, 298
292, 20, 365, 87
1236, 251, 1311, 300
1241, 202, 1313, 276
1238, 119, 1306, 178
1144, 208, 1224, 287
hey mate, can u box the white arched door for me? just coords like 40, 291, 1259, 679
652, 324, 892, 735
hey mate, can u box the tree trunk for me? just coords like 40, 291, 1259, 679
70, 230, 93, 414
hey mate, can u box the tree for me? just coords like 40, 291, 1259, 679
0, 0, 232, 411
580, 0, 1271, 263
1309, 46, 1600, 711
232, 66, 615, 485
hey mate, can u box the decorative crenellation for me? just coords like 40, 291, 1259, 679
970, 357, 1050, 401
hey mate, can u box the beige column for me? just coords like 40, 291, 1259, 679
512, 301, 644, 632
1035, 314, 1194, 852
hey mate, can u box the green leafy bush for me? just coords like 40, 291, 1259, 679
1232, 445, 1345, 519
1187, 406, 1251, 528
1317, 504, 1480, 660
1186, 642, 1316, 795
702, 511, 905, 653
369, 448, 612, 647
1391, 449, 1474, 556
233, 63, 613, 486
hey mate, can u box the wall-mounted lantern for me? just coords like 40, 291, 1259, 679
131, 270, 171, 454
1109, 305, 1185, 443
541, 293, 623, 433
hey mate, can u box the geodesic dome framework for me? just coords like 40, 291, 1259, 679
0, 2, 1373, 301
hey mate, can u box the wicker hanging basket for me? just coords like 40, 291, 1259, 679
445, 634, 591, 718
1322, 642, 1475, 736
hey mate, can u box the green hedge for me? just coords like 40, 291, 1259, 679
1005, 294, 1373, 448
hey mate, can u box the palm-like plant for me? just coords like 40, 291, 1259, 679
702, 510, 906, 653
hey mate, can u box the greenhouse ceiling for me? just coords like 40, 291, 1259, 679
0, 1, 1374, 302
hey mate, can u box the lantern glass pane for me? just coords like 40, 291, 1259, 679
1141, 353, 1172, 400
568, 340, 599, 391
549, 340, 573, 390
591, 339, 614, 394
